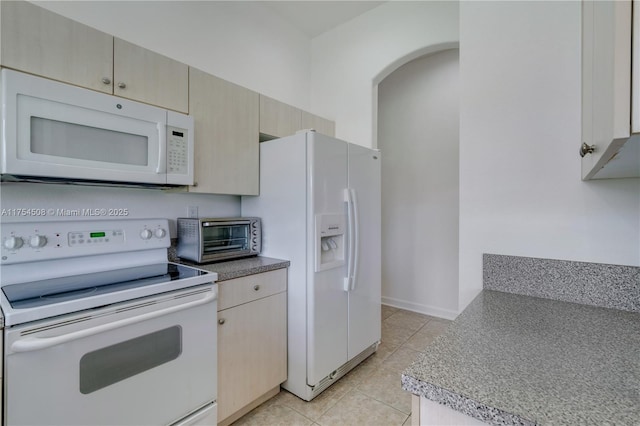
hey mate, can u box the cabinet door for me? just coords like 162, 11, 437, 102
0, 0, 113, 93
217, 292, 287, 423
259, 95, 302, 138
301, 111, 336, 137
113, 38, 188, 113
581, 0, 632, 179
189, 67, 259, 195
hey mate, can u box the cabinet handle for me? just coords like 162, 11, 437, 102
101, 77, 111, 85
117, 82, 127, 89
580, 142, 595, 157
253, 285, 260, 291
218, 318, 225, 325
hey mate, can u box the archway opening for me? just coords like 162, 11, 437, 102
377, 48, 460, 318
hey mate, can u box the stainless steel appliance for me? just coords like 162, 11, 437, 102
177, 217, 261, 263
0, 69, 194, 185
0, 218, 217, 425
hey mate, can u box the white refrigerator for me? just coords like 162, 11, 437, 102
241, 130, 381, 401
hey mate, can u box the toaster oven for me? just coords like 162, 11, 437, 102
177, 218, 261, 263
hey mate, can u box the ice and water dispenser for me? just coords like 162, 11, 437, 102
315, 213, 346, 272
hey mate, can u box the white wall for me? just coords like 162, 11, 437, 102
0, 183, 239, 238
378, 49, 460, 319
310, 1, 459, 148
459, 1, 640, 310
33, 0, 311, 109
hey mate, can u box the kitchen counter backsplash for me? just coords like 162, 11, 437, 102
483, 253, 640, 312
168, 239, 179, 263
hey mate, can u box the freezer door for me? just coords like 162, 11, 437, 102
306, 132, 349, 386
347, 144, 381, 358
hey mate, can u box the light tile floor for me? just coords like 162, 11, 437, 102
233, 305, 452, 426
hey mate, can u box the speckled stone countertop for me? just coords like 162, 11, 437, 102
175, 256, 289, 281
401, 290, 640, 425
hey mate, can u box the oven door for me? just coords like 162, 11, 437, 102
4, 284, 217, 426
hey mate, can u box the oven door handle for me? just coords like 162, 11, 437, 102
10, 291, 217, 353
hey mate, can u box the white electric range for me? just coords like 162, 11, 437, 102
0, 218, 218, 426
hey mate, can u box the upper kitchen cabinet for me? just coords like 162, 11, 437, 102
259, 94, 335, 140
189, 67, 260, 195
0, 0, 113, 94
113, 38, 188, 113
0, 1, 188, 113
301, 110, 336, 137
259, 95, 302, 139
581, 0, 640, 179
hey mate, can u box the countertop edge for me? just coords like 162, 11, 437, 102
176, 256, 290, 282
215, 260, 290, 281
401, 374, 537, 426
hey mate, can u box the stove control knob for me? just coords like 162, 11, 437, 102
29, 235, 47, 248
155, 228, 167, 238
4, 236, 24, 250
140, 229, 153, 240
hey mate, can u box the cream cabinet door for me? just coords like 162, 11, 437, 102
301, 111, 336, 137
189, 67, 259, 195
259, 95, 302, 138
259, 95, 336, 139
217, 292, 287, 423
0, 0, 113, 93
113, 38, 188, 113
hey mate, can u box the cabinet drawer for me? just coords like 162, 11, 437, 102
217, 268, 286, 311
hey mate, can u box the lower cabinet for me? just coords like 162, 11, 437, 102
216, 269, 287, 425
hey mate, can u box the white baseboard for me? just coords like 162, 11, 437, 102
381, 296, 459, 321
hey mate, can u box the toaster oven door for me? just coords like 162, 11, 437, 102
202, 223, 252, 260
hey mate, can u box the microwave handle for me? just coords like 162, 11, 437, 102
156, 123, 167, 174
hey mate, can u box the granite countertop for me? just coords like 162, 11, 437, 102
402, 290, 640, 426
176, 256, 289, 281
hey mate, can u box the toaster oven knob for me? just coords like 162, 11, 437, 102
140, 229, 153, 240
4, 236, 24, 250
29, 235, 47, 248
155, 228, 167, 238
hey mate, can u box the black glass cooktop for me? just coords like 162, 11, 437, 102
3, 263, 207, 309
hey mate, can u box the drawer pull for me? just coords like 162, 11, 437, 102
218, 318, 225, 325
253, 285, 260, 291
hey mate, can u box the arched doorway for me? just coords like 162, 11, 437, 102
377, 48, 460, 318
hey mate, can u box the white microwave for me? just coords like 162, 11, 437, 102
0, 69, 194, 186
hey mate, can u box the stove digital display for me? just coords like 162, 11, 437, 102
90, 232, 106, 238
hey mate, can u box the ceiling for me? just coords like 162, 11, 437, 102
261, 1, 386, 38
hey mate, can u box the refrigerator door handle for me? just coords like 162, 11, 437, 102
350, 188, 359, 291
344, 188, 355, 292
